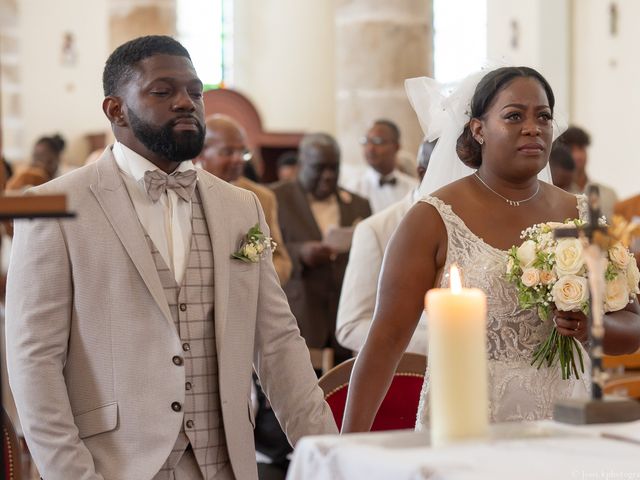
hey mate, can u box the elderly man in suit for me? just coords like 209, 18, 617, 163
336, 139, 435, 354
196, 113, 292, 285
5, 36, 336, 480
272, 134, 371, 364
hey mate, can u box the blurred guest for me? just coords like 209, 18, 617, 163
2, 156, 13, 186
558, 126, 618, 219
336, 139, 435, 354
276, 151, 299, 182
6, 134, 65, 191
549, 142, 575, 191
614, 194, 640, 268
197, 114, 292, 285
272, 133, 371, 363
344, 119, 418, 213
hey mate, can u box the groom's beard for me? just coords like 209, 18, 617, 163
128, 108, 205, 162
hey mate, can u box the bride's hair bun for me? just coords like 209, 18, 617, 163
455, 66, 556, 170
456, 124, 481, 168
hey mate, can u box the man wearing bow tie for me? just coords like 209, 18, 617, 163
344, 119, 418, 213
5, 36, 337, 480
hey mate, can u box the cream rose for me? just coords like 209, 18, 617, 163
517, 240, 537, 268
539, 269, 557, 285
521, 268, 541, 287
552, 274, 589, 311
627, 259, 640, 294
242, 244, 259, 262
604, 276, 630, 313
608, 243, 632, 270
554, 238, 585, 276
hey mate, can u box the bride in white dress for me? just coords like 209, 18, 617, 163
341, 66, 640, 433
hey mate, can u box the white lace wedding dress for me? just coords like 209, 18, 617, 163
415, 195, 591, 431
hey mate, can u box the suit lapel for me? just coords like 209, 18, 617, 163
89, 150, 174, 329
197, 172, 229, 356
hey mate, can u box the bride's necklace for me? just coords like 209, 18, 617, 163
473, 173, 540, 207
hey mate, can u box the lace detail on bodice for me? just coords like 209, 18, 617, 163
415, 194, 590, 430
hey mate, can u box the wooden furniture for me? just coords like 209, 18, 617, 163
202, 89, 303, 182
602, 351, 640, 371
604, 375, 640, 400
318, 353, 427, 431
2, 407, 22, 479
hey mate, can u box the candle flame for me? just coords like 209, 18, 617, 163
450, 264, 462, 294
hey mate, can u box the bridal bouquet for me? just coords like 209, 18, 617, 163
506, 219, 640, 379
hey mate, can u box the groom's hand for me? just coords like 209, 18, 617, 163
300, 241, 335, 268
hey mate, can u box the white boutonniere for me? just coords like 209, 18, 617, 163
231, 224, 277, 263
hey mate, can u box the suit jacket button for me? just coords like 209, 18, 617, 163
179, 303, 187, 312
171, 402, 182, 412
173, 356, 184, 366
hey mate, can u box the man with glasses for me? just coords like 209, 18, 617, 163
197, 114, 292, 285
345, 119, 418, 213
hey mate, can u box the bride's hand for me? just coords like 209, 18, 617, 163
553, 309, 589, 343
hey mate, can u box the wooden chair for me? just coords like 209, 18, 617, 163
602, 351, 640, 372
308, 348, 334, 375
604, 375, 640, 400
2, 407, 22, 479
318, 353, 427, 431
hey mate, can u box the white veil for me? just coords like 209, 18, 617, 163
405, 66, 568, 196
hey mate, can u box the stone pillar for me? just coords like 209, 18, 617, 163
108, 0, 177, 51
0, 0, 23, 161
335, 0, 432, 181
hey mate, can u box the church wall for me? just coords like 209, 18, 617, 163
572, 0, 639, 200
17, 0, 109, 167
233, 0, 336, 135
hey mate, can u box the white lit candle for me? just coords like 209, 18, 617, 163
426, 264, 489, 446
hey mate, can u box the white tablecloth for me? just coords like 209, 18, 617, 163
287, 421, 640, 480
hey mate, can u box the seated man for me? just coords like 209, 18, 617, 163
197, 114, 292, 285
558, 125, 618, 220
273, 133, 371, 364
549, 143, 575, 191
336, 139, 435, 354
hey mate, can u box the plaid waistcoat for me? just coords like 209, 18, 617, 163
150, 189, 231, 479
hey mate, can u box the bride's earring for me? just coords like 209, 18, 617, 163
476, 136, 484, 145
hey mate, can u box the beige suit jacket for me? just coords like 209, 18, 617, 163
233, 176, 292, 285
5, 148, 337, 480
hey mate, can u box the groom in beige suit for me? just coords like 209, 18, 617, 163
5, 36, 337, 480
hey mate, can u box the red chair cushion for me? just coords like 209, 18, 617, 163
325, 375, 424, 431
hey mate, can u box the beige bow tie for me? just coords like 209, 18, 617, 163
143, 169, 197, 203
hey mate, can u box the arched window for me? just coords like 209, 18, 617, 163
433, 0, 487, 83
176, 0, 234, 90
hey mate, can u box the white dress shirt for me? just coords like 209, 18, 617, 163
345, 166, 418, 213
307, 193, 340, 237
112, 142, 195, 284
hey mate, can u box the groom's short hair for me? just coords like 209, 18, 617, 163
103, 35, 191, 97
